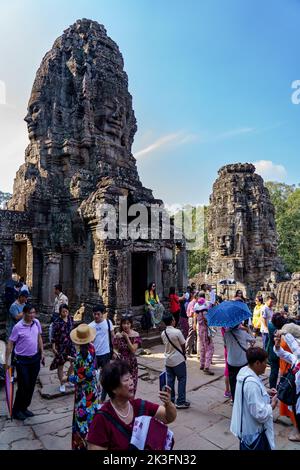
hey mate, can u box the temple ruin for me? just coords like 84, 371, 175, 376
0, 19, 187, 337
206, 163, 285, 299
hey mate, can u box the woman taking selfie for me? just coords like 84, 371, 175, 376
87, 360, 176, 450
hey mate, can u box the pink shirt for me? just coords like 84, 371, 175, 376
186, 300, 196, 318
9, 319, 42, 356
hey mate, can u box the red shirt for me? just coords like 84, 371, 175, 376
87, 399, 159, 450
169, 294, 180, 314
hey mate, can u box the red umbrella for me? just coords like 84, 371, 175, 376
5, 366, 15, 420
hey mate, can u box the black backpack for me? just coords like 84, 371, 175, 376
277, 365, 300, 406
140, 310, 152, 331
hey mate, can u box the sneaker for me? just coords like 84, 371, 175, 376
13, 411, 27, 421
176, 402, 191, 409
203, 369, 214, 375
223, 391, 231, 398
23, 409, 34, 417
59, 384, 66, 393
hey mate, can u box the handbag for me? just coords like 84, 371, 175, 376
239, 376, 271, 451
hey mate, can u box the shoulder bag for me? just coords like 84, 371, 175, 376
164, 330, 186, 360
239, 376, 271, 451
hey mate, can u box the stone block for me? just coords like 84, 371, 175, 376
39, 384, 74, 399
32, 416, 71, 437
24, 411, 72, 426
11, 439, 43, 450
199, 418, 236, 449
175, 433, 221, 451
0, 426, 34, 444
39, 433, 71, 450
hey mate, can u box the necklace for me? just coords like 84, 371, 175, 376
110, 400, 132, 419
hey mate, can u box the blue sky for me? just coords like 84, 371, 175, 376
0, 0, 299, 205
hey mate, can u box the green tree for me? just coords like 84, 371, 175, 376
187, 206, 209, 277
265, 182, 300, 273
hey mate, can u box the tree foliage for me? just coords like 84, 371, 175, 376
188, 206, 209, 277
265, 182, 300, 273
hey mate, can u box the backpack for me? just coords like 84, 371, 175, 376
277, 365, 300, 406
140, 310, 152, 331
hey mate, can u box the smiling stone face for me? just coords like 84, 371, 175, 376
94, 96, 127, 144
23, 19, 137, 155
24, 99, 46, 140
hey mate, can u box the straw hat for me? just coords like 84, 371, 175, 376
70, 323, 96, 345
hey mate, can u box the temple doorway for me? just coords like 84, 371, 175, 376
131, 252, 155, 306
13, 239, 27, 280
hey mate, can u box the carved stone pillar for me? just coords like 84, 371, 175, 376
116, 250, 130, 313
176, 245, 188, 293
41, 253, 62, 311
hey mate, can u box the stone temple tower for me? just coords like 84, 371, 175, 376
0, 19, 187, 333
206, 163, 283, 298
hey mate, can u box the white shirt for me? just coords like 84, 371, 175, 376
274, 333, 300, 415
20, 284, 30, 294
260, 305, 274, 334
89, 319, 114, 356
230, 366, 275, 449
161, 326, 186, 368
209, 289, 216, 305
53, 292, 68, 313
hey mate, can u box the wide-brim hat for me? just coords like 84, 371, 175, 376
70, 323, 96, 345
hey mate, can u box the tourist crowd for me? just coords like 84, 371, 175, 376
3, 271, 300, 451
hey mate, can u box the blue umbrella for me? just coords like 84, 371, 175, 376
207, 300, 251, 328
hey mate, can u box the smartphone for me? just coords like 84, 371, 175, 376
159, 371, 167, 391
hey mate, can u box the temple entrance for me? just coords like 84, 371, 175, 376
13, 240, 27, 280
132, 252, 154, 306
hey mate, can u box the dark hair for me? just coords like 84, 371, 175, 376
198, 291, 206, 299
266, 294, 276, 301
19, 277, 25, 283
235, 290, 243, 297
59, 303, 69, 315
101, 360, 131, 399
162, 313, 174, 326
24, 304, 37, 313
147, 282, 156, 296
80, 344, 89, 360
271, 312, 287, 329
120, 315, 133, 331
23, 305, 31, 314
256, 295, 263, 303
169, 286, 175, 295
18, 291, 28, 299
93, 304, 105, 314
246, 347, 268, 365
55, 284, 62, 292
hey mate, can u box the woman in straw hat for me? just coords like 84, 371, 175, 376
68, 323, 99, 450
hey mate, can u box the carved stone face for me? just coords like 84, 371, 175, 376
24, 99, 46, 140
94, 97, 126, 144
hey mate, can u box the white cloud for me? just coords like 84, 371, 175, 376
134, 131, 198, 159
253, 160, 287, 181
214, 127, 255, 141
